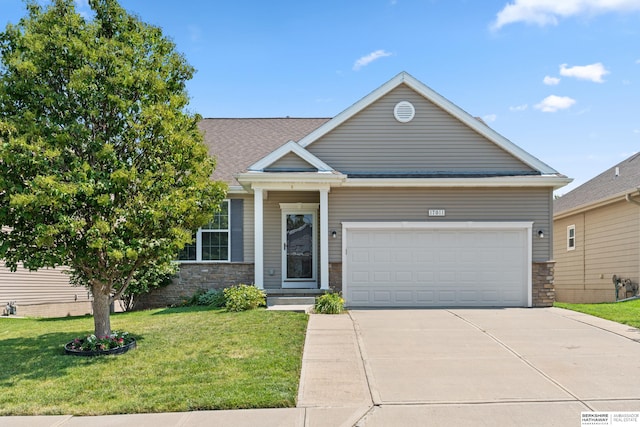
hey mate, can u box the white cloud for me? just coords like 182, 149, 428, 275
560, 63, 609, 83
543, 76, 560, 85
483, 114, 498, 123
509, 104, 528, 111
636, 59, 640, 64
534, 95, 576, 112
353, 50, 393, 71
492, 0, 640, 30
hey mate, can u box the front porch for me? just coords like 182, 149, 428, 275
243, 176, 344, 291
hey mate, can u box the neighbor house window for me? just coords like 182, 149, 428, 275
178, 200, 230, 262
567, 225, 575, 251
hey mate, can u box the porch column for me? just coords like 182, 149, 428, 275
320, 188, 329, 290
254, 187, 264, 289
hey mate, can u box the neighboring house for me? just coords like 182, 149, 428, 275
553, 153, 640, 303
0, 264, 92, 317
139, 71, 570, 309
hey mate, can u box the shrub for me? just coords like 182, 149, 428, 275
224, 284, 266, 312
181, 288, 225, 308
197, 289, 226, 308
314, 292, 345, 314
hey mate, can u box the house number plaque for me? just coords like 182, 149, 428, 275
428, 209, 446, 217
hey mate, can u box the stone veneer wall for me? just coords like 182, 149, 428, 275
329, 262, 342, 293
134, 263, 254, 310
8, 301, 93, 318
532, 261, 555, 307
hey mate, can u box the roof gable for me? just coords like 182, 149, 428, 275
249, 140, 334, 172
306, 84, 538, 176
299, 72, 558, 175
554, 153, 640, 215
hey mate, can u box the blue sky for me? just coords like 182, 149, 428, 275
3, 0, 640, 194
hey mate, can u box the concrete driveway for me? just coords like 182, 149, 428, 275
299, 307, 640, 426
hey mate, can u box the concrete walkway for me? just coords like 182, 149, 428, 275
3, 307, 640, 426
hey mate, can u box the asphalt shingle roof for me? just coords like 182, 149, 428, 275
198, 118, 330, 186
554, 152, 640, 214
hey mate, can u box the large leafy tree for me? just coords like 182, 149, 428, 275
0, 0, 226, 337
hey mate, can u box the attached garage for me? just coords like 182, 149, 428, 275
342, 222, 532, 308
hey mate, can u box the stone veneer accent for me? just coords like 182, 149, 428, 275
329, 262, 342, 293
10, 301, 93, 318
532, 261, 555, 307
134, 263, 254, 310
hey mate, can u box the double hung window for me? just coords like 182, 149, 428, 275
567, 225, 575, 251
178, 200, 230, 262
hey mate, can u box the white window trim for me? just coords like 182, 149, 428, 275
179, 199, 231, 263
567, 225, 576, 251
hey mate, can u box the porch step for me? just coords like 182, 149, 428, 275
266, 304, 313, 314
267, 296, 316, 306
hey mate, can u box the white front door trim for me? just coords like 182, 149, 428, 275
281, 203, 319, 288
342, 221, 533, 307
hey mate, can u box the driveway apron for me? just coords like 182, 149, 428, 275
349, 307, 640, 426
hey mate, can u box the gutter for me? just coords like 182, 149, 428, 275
625, 188, 640, 206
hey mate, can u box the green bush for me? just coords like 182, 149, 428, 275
314, 292, 345, 314
182, 288, 226, 308
223, 284, 266, 312
197, 289, 226, 308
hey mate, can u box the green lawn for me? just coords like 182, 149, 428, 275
555, 298, 640, 329
0, 307, 308, 416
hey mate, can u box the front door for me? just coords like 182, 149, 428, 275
282, 211, 317, 288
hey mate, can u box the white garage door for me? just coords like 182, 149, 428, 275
344, 223, 531, 307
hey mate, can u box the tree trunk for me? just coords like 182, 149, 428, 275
91, 284, 112, 337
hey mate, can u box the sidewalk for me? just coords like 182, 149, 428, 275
1, 313, 373, 427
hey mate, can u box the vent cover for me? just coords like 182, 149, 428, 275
394, 101, 415, 123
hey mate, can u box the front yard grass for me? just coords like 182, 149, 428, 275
0, 307, 308, 416
555, 298, 640, 329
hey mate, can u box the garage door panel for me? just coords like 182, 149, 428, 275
395, 291, 413, 302
373, 291, 391, 303
346, 226, 528, 307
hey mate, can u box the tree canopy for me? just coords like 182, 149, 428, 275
0, 0, 226, 336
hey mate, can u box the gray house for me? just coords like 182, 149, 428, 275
554, 153, 640, 303
142, 72, 570, 309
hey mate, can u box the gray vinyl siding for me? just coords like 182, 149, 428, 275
554, 200, 640, 302
307, 85, 535, 174
0, 264, 87, 306
328, 187, 552, 262
265, 153, 317, 172
262, 191, 319, 289
237, 194, 254, 263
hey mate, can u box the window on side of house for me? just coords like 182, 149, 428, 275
178, 200, 230, 262
567, 225, 576, 251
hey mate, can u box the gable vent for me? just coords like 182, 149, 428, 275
394, 101, 415, 123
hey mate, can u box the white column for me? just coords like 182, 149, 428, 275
320, 188, 329, 290
254, 187, 264, 289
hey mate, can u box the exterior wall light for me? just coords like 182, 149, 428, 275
331, 230, 337, 238
537, 230, 544, 238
